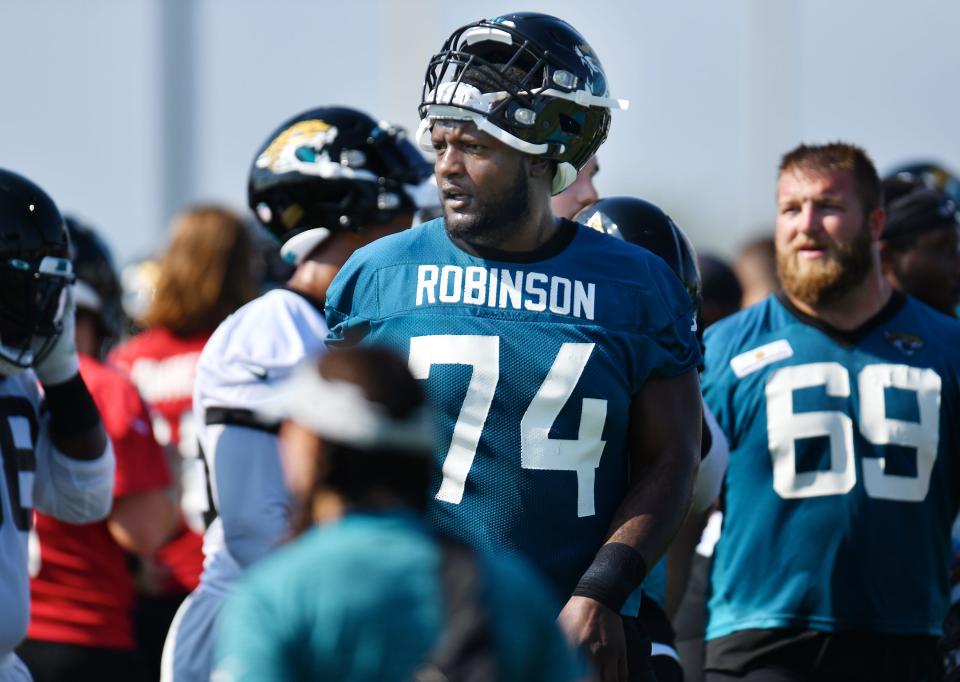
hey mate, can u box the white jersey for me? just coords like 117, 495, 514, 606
162, 288, 328, 682
0, 370, 114, 663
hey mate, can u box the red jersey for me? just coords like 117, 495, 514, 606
110, 327, 210, 593
28, 354, 171, 649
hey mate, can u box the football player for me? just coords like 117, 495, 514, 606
879, 182, 960, 317
702, 143, 960, 681
159, 107, 432, 682
0, 170, 115, 682
109, 206, 257, 679
214, 347, 591, 681
325, 13, 703, 682
576, 197, 731, 682
734, 236, 779, 309
19, 218, 175, 682
552, 156, 600, 220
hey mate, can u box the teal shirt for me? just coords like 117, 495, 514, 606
214, 512, 588, 682
325, 219, 700, 600
703, 293, 960, 639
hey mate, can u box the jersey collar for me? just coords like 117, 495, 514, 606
775, 289, 906, 346
447, 218, 579, 263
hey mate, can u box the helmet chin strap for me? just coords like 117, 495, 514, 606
552, 162, 577, 195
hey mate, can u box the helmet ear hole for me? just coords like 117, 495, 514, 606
552, 162, 578, 195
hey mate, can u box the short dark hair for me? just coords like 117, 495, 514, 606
779, 142, 882, 215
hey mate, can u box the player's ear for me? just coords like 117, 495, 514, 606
528, 156, 554, 181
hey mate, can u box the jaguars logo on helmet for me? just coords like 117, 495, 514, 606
0, 169, 75, 375
417, 12, 628, 195
248, 106, 433, 264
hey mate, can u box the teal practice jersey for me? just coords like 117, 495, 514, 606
326, 219, 700, 599
214, 512, 587, 682
703, 292, 960, 640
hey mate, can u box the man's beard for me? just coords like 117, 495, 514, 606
443, 165, 531, 248
777, 225, 873, 307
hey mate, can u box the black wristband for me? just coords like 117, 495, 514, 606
43, 373, 102, 437
572, 542, 648, 612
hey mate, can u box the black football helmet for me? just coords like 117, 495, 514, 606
418, 12, 628, 194
64, 217, 124, 352
248, 106, 433, 264
885, 160, 960, 206
0, 169, 74, 374
575, 196, 702, 336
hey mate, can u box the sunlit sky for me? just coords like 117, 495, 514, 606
3, 0, 957, 264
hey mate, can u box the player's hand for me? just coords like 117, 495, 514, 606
557, 595, 627, 682
35, 284, 80, 386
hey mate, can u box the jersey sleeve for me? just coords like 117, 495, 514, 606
635, 255, 702, 382
325, 248, 378, 348
33, 417, 115, 524
701, 320, 739, 447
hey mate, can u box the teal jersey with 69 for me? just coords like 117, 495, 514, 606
703, 292, 960, 640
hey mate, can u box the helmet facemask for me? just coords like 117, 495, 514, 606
0, 256, 74, 374
418, 16, 627, 194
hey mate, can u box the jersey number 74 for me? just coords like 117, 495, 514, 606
409, 335, 607, 517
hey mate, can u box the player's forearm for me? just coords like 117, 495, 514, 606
43, 373, 109, 460
108, 489, 179, 556
605, 435, 699, 570
571, 372, 701, 611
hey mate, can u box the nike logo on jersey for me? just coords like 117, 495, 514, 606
730, 339, 794, 378
415, 264, 596, 321
236, 362, 269, 381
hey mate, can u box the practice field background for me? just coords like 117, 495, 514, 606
2, 0, 957, 263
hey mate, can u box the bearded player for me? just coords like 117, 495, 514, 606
326, 13, 703, 681
702, 143, 960, 681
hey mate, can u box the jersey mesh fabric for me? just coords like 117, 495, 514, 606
28, 354, 171, 649
214, 512, 586, 682
703, 294, 960, 639
326, 219, 700, 600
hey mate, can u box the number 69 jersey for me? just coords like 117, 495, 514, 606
326, 219, 701, 599
702, 292, 960, 640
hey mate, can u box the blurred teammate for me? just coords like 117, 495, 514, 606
214, 347, 590, 681
697, 254, 743, 326
702, 143, 960, 681
160, 106, 432, 682
734, 235, 778, 308
326, 13, 702, 681
879, 183, 960, 317
0, 169, 114, 681
109, 205, 257, 678
19, 218, 175, 682
577, 197, 730, 682
553, 156, 600, 219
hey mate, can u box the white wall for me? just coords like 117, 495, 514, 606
2, 0, 958, 262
